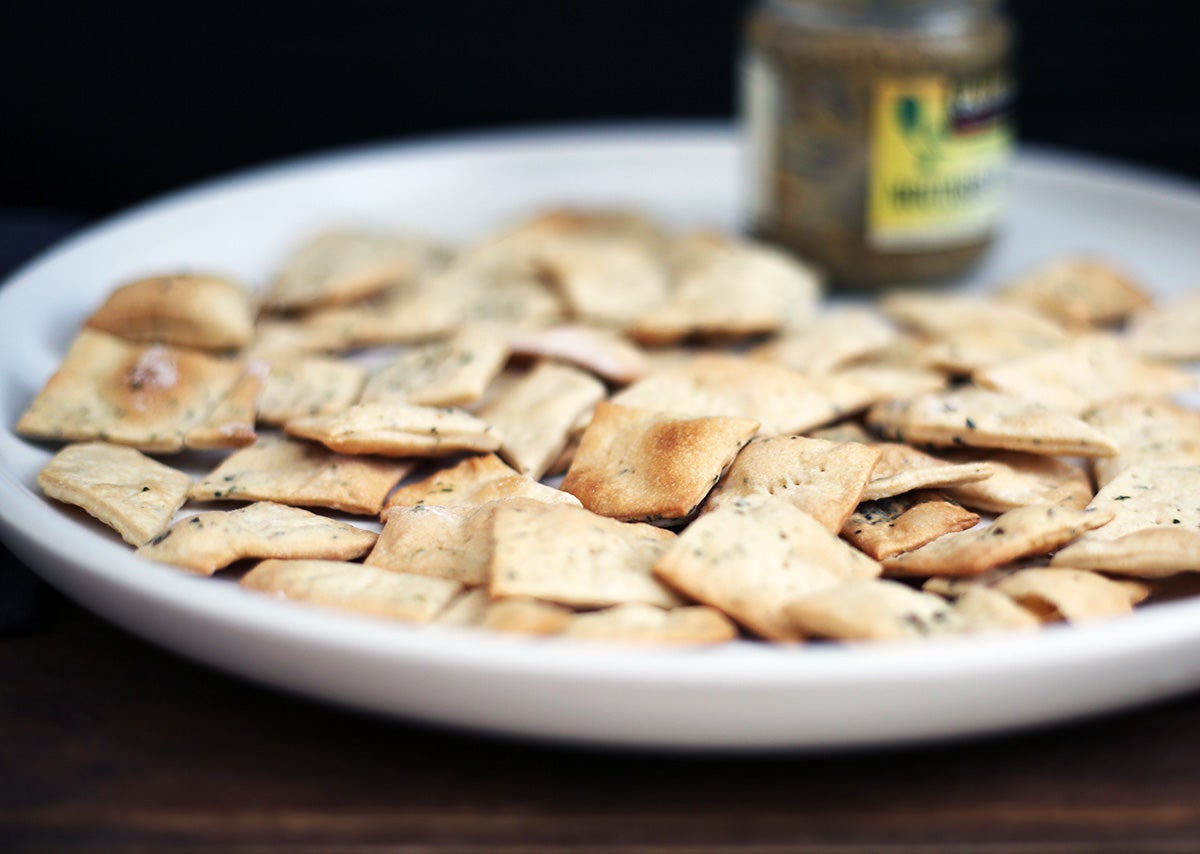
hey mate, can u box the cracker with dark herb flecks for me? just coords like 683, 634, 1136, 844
937, 449, 1093, 513
1083, 399, 1200, 489
241, 558, 461, 622
383, 453, 580, 515
256, 357, 367, 425
38, 442, 191, 546
360, 327, 509, 408
561, 401, 758, 523
841, 491, 980, 561
1051, 465, 1200, 577
286, 401, 500, 457
862, 442, 994, 501
490, 501, 681, 609
189, 434, 411, 515
367, 501, 518, 587
883, 504, 1114, 577
136, 502, 377, 575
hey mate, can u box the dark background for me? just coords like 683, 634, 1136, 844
1, 0, 1197, 221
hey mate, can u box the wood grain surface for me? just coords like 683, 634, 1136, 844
4, 582, 1200, 853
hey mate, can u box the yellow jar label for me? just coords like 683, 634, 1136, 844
868, 75, 1012, 250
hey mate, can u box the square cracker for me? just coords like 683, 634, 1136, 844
784, 580, 958, 641
1125, 292, 1200, 362
562, 603, 738, 645
478, 598, 574, 635
973, 334, 1194, 415
241, 559, 461, 623
653, 494, 881, 641
703, 434, 881, 532
136, 501, 378, 575
861, 443, 993, 501
181, 361, 265, 450
367, 501, 513, 587
561, 401, 759, 523
479, 361, 606, 480
612, 353, 864, 436
256, 357, 367, 425
938, 449, 1093, 512
534, 236, 669, 329
1051, 465, 1200, 577
189, 434, 411, 515
883, 504, 1114, 577
1084, 400, 1200, 488
508, 325, 652, 385
751, 306, 898, 374
86, 273, 256, 351
263, 230, 448, 312
841, 491, 980, 561
880, 292, 1068, 341
434, 588, 492, 627
285, 402, 501, 457
993, 567, 1148, 622
360, 328, 509, 408
37, 441, 191, 546
383, 453, 580, 514
997, 256, 1152, 329
631, 235, 820, 343
17, 329, 257, 453
866, 387, 1119, 458
490, 501, 681, 609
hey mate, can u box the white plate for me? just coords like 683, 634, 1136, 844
3, 124, 1200, 751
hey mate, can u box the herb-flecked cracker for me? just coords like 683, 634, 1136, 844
479, 597, 574, 635
653, 495, 881, 641
360, 328, 510, 408
285, 402, 501, 457
784, 579, 958, 641
136, 501, 378, 575
1051, 465, 1200, 577
383, 453, 580, 514
367, 501, 509, 587
883, 504, 1114, 577
938, 449, 1093, 512
241, 559, 461, 623
561, 401, 758, 523
997, 257, 1153, 329
866, 387, 1120, 457
841, 491, 980, 561
861, 442, 994, 501
17, 329, 257, 453
490, 501, 681, 608
1084, 400, 1200, 488
993, 567, 1148, 622
703, 434, 881, 532
189, 434, 411, 515
37, 441, 191, 546
751, 306, 897, 374
256, 357, 367, 425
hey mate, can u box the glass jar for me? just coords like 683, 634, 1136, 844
742, 0, 1015, 289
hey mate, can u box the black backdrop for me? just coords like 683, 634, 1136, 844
2, 0, 1198, 218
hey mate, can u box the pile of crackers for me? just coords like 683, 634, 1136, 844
18, 209, 1200, 644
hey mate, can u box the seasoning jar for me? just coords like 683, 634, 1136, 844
742, 0, 1015, 289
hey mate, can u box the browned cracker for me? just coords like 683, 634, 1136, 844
490, 501, 681, 608
241, 559, 461, 622
883, 504, 1114, 578
612, 353, 863, 436
630, 234, 820, 343
751, 306, 897, 374
181, 361, 264, 450
993, 567, 1149, 622
562, 603, 738, 645
263, 230, 448, 312
136, 501, 377, 575
653, 495, 881, 641
508, 325, 652, 385
367, 501, 512, 587
256, 357, 367, 425
285, 402, 501, 457
1052, 465, 1200, 577
703, 435, 881, 532
561, 401, 758, 523
86, 273, 256, 351
866, 387, 1120, 458
1084, 399, 1200, 488
937, 449, 1093, 513
360, 328, 509, 408
974, 334, 1195, 415
189, 434, 411, 515
784, 579, 958, 641
861, 442, 993, 501
479, 361, 606, 480
1125, 292, 1200, 362
997, 256, 1153, 329
17, 329, 257, 453
841, 491, 980, 561
383, 453, 579, 514
37, 441, 191, 546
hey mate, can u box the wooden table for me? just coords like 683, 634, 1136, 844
4, 548, 1200, 853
